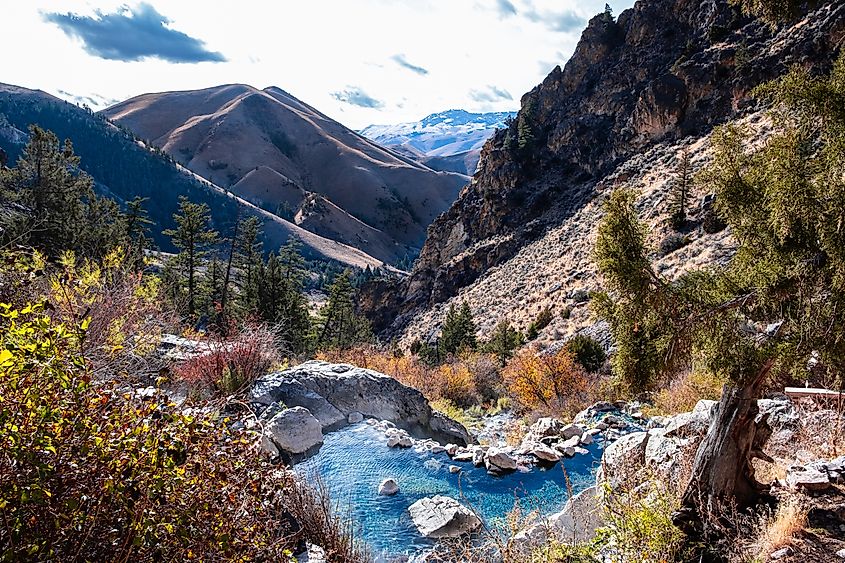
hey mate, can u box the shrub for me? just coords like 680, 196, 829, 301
658, 232, 688, 257
502, 348, 595, 418
174, 324, 280, 397
526, 307, 554, 340
599, 481, 686, 562
648, 369, 727, 416
0, 303, 297, 561
564, 335, 607, 373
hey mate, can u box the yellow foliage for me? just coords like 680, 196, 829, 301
502, 348, 596, 419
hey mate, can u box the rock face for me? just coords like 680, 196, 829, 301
260, 406, 324, 455
408, 495, 481, 538
362, 1, 845, 340
251, 361, 471, 447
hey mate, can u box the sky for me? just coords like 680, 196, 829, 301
2, 0, 633, 130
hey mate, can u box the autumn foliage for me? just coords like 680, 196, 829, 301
502, 348, 596, 418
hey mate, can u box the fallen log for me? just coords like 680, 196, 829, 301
784, 387, 844, 399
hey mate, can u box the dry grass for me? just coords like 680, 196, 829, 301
646, 369, 727, 417
749, 497, 808, 561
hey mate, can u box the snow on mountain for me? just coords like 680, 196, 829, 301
361, 109, 515, 155
360, 110, 516, 175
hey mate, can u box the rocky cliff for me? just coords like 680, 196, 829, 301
363, 0, 845, 341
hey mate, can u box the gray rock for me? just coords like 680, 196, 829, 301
524, 417, 565, 443
486, 447, 518, 471
449, 465, 461, 474
580, 432, 594, 445
769, 547, 792, 560
472, 446, 486, 466
549, 485, 603, 542
599, 431, 649, 488
251, 361, 471, 445
453, 448, 474, 462
408, 495, 481, 538
378, 478, 399, 495
347, 411, 364, 424
529, 443, 561, 462
756, 397, 798, 429
261, 406, 323, 455
561, 423, 584, 440
786, 465, 831, 491
836, 547, 845, 559
386, 428, 413, 448
560, 435, 581, 449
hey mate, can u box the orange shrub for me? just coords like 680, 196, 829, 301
502, 348, 595, 418
318, 346, 503, 408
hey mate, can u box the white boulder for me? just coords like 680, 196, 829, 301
486, 447, 518, 471
408, 495, 481, 538
260, 406, 323, 455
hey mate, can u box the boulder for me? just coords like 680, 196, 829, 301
549, 485, 603, 542
599, 431, 649, 488
756, 397, 798, 429
386, 428, 413, 448
347, 411, 364, 424
486, 447, 518, 471
786, 465, 831, 491
251, 361, 471, 445
561, 423, 584, 440
529, 443, 561, 462
378, 478, 399, 495
524, 417, 565, 443
580, 432, 594, 445
261, 406, 323, 455
472, 446, 486, 466
560, 435, 581, 449
453, 448, 474, 462
408, 495, 481, 538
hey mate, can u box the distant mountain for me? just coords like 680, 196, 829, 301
0, 83, 384, 269
360, 110, 516, 175
103, 85, 468, 264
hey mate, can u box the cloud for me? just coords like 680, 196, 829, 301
391, 54, 429, 76
469, 85, 513, 103
43, 3, 226, 63
330, 87, 385, 109
494, 0, 518, 17
57, 89, 119, 109
522, 1, 585, 33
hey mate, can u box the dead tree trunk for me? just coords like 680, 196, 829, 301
673, 360, 774, 538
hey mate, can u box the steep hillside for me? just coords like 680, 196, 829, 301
362, 0, 845, 341
0, 83, 383, 269
361, 110, 516, 176
103, 85, 467, 264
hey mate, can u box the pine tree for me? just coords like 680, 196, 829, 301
256, 239, 311, 354
163, 196, 220, 318
483, 320, 524, 366
517, 99, 536, 152
440, 301, 477, 356
670, 148, 691, 230
235, 216, 263, 315
314, 271, 372, 351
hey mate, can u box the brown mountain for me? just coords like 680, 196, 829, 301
103, 85, 467, 264
361, 0, 845, 340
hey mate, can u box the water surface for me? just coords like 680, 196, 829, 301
295, 422, 606, 558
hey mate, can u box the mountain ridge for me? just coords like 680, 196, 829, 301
103, 84, 468, 264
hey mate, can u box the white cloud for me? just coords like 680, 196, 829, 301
1, 0, 633, 129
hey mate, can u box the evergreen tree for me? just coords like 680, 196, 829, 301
163, 196, 220, 318
124, 196, 153, 266
3, 126, 124, 257
314, 270, 372, 351
256, 239, 311, 354
483, 320, 525, 366
670, 148, 691, 230
235, 216, 263, 315
517, 99, 536, 152
440, 301, 477, 356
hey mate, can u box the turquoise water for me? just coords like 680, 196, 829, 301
295, 422, 606, 559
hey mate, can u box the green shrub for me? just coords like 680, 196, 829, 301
564, 335, 607, 373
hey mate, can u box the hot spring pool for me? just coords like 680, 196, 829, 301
295, 422, 606, 559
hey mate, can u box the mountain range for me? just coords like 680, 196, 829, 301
361, 110, 516, 176
0, 83, 384, 269
102, 85, 468, 265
